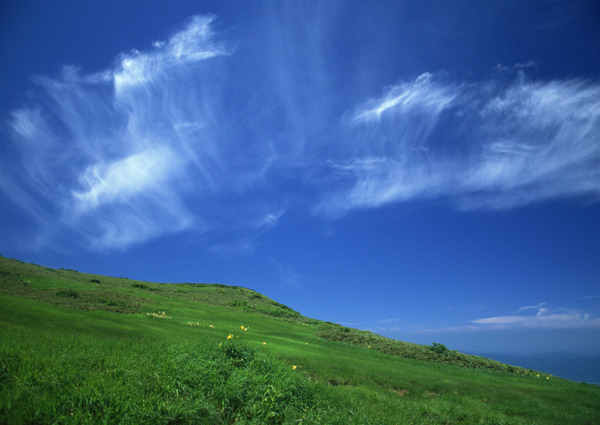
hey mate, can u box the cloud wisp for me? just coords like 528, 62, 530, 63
395, 303, 600, 335
2, 14, 600, 251
317, 73, 600, 215
347, 73, 457, 124
1, 15, 281, 250
470, 305, 599, 330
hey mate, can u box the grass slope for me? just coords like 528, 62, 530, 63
1, 255, 599, 424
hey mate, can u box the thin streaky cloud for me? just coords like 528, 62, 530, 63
317, 74, 600, 215
468, 311, 600, 330
1, 15, 234, 250
113, 15, 225, 95
256, 209, 287, 231
371, 304, 600, 335
464, 303, 600, 330
211, 239, 260, 257
348, 73, 457, 124
516, 303, 547, 313
2, 13, 600, 252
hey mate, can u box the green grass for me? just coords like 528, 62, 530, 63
1, 255, 599, 424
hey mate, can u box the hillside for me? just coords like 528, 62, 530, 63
1, 255, 599, 424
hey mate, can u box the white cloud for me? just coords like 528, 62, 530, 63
256, 209, 287, 230
348, 73, 457, 123
1, 15, 240, 250
515, 303, 547, 313
461, 78, 600, 204
464, 303, 600, 330
2, 10, 600, 252
317, 73, 600, 215
371, 303, 600, 336
469, 309, 599, 330
72, 147, 181, 211
11, 108, 45, 141
113, 15, 225, 96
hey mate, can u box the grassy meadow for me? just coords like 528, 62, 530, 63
1, 255, 599, 424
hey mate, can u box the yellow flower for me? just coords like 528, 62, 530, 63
241, 325, 245, 330
209, 325, 214, 328
546, 376, 550, 380
292, 365, 297, 370
262, 342, 267, 346
227, 334, 233, 340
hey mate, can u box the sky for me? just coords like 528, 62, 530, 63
1, 0, 599, 355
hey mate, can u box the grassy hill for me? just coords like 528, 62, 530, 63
1, 255, 599, 424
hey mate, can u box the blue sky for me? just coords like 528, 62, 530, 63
1, 1, 600, 355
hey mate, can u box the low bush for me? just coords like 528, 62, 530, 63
430, 342, 448, 354
229, 300, 249, 309
55, 289, 79, 298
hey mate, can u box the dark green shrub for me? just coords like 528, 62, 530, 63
430, 342, 448, 354
229, 300, 248, 309
98, 298, 119, 306
55, 289, 79, 298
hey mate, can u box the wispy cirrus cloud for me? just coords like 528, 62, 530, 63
1, 15, 280, 250
317, 73, 600, 215
404, 304, 600, 334
2, 13, 600, 251
114, 15, 223, 94
367, 301, 600, 338
210, 209, 287, 256
469, 304, 600, 330
347, 72, 457, 124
